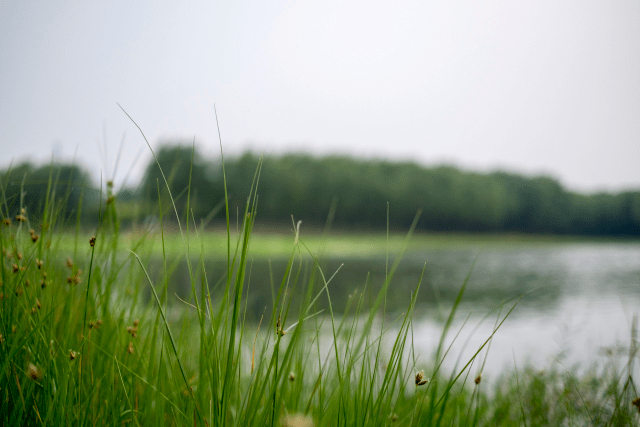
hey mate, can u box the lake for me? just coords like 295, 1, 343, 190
161, 237, 640, 379
406, 243, 640, 379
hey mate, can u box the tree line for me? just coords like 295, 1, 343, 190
0, 161, 97, 225
2, 144, 639, 235
137, 144, 640, 236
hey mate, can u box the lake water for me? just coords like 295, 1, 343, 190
406, 243, 640, 379
167, 240, 640, 378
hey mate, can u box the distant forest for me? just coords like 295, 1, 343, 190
2, 144, 639, 236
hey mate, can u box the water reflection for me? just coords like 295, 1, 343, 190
151, 242, 640, 374
156, 243, 640, 318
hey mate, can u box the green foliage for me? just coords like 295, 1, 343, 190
0, 161, 96, 224
139, 143, 224, 221
136, 147, 640, 236
4, 146, 640, 235
488, 362, 640, 426
0, 153, 638, 426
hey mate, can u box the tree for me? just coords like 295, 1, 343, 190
0, 162, 94, 223
139, 143, 222, 221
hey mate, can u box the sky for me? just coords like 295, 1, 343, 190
0, 0, 639, 193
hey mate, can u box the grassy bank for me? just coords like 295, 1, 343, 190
1, 158, 638, 426
53, 227, 639, 261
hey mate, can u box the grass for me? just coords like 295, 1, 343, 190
1, 140, 639, 425
50, 227, 638, 262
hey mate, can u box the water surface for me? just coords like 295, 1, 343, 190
164, 240, 640, 377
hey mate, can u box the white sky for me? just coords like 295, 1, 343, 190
1, 0, 639, 193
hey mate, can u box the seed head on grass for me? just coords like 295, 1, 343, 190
66, 258, 74, 269
127, 342, 134, 354
89, 319, 103, 329
67, 269, 82, 285
276, 315, 286, 336
126, 320, 139, 337
633, 397, 640, 413
2, 218, 10, 226
415, 370, 428, 386
475, 374, 482, 385
27, 363, 42, 381
289, 372, 295, 382
69, 350, 77, 361
89, 236, 96, 247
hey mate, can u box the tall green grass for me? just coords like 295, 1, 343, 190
1, 134, 638, 425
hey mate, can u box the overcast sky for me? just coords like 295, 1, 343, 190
1, 0, 639, 193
